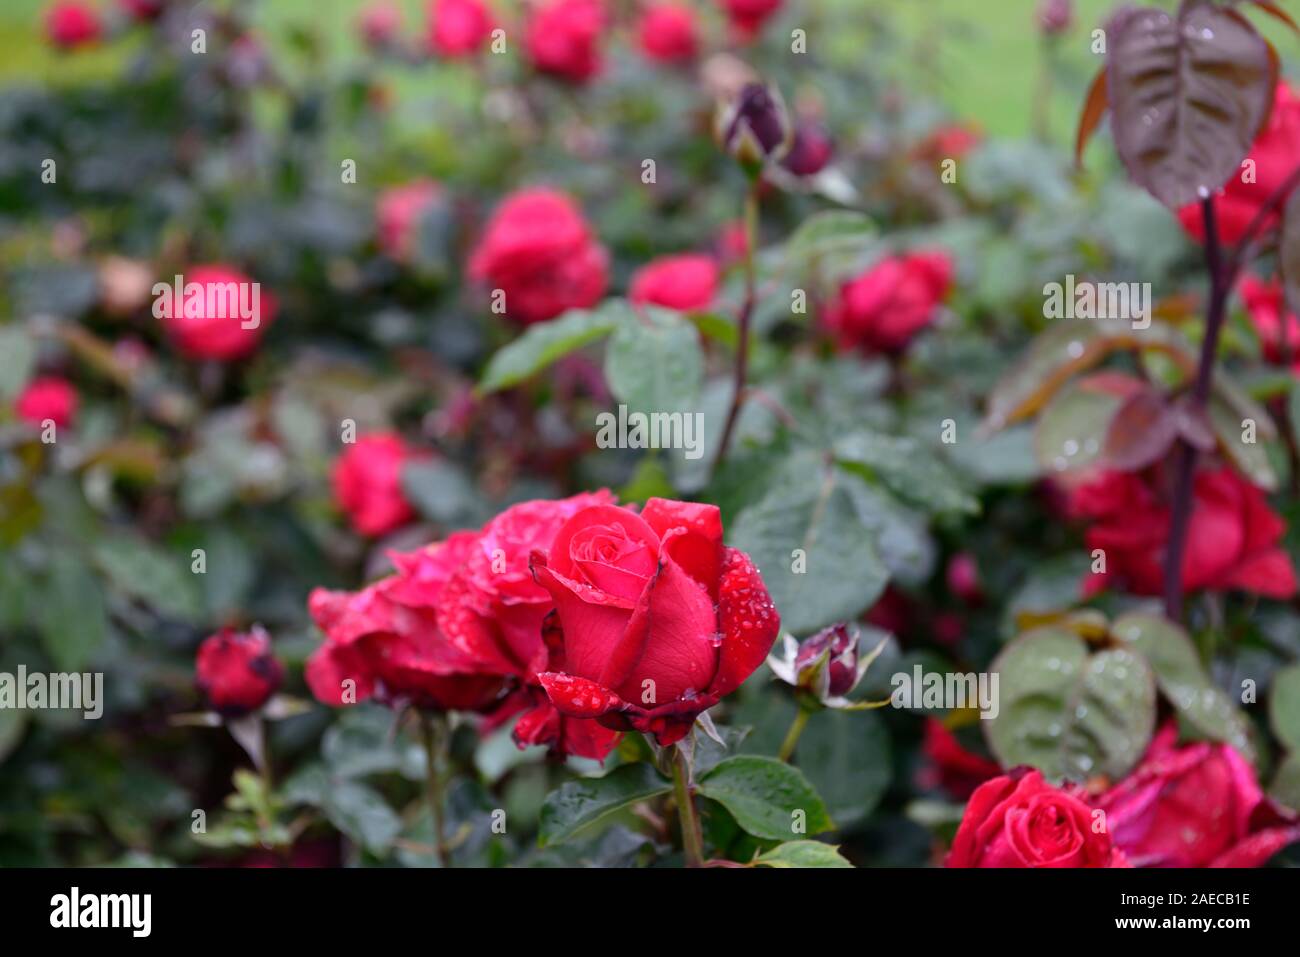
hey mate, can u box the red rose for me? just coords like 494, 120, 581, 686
637, 4, 698, 64
156, 264, 275, 361
720, 0, 781, 40
945, 552, 982, 604
376, 179, 442, 262
196, 626, 283, 714
1178, 82, 1300, 246
912, 124, 982, 166
919, 719, 1002, 800
629, 253, 719, 312
1073, 467, 1297, 599
781, 120, 834, 177
468, 188, 609, 325
119, 0, 164, 21
1097, 724, 1300, 867
358, 1, 402, 48
533, 497, 780, 745
525, 0, 605, 83
823, 251, 953, 353
331, 433, 420, 537
14, 375, 78, 428
1240, 273, 1300, 369
45, 1, 102, 49
428, 0, 493, 58
947, 769, 1128, 867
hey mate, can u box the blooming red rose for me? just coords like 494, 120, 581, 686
156, 264, 275, 361
1096, 724, 1300, 867
1240, 274, 1300, 370
196, 626, 283, 714
1178, 82, 1300, 246
629, 253, 719, 312
14, 376, 78, 428
358, 1, 402, 48
781, 120, 834, 177
823, 250, 953, 353
376, 179, 442, 262
720, 0, 781, 41
331, 433, 420, 537
45, 1, 102, 49
428, 0, 493, 58
637, 4, 698, 64
947, 768, 1128, 867
532, 497, 780, 745
1071, 467, 1297, 599
919, 719, 1001, 800
468, 188, 609, 325
525, 0, 605, 84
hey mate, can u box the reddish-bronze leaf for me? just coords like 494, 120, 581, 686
1107, 1, 1275, 208
1075, 67, 1108, 168
1103, 387, 1180, 471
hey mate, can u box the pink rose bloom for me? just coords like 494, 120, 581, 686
823, 251, 953, 353
428, 0, 494, 58
629, 253, 719, 312
14, 376, 78, 428
526, 0, 606, 84
331, 433, 420, 537
45, 1, 102, 49
637, 4, 698, 64
157, 264, 275, 362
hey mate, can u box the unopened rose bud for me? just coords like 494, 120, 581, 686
1037, 0, 1072, 36
768, 622, 884, 708
717, 82, 792, 173
781, 120, 834, 177
195, 626, 283, 714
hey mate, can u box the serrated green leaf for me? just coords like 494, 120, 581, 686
697, 755, 833, 841
834, 430, 978, 516
478, 303, 624, 393
1270, 663, 1300, 752
538, 763, 671, 847
752, 840, 852, 868
93, 536, 204, 623
785, 210, 876, 263
604, 306, 703, 414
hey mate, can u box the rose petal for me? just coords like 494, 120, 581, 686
708, 547, 781, 698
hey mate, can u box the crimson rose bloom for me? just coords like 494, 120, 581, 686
526, 0, 605, 84
637, 4, 698, 64
468, 188, 609, 325
823, 251, 953, 353
376, 179, 442, 262
919, 719, 1001, 800
428, 0, 493, 58
331, 433, 419, 537
1178, 82, 1300, 246
14, 376, 78, 428
158, 264, 275, 361
532, 498, 780, 745
1096, 724, 1300, 867
1240, 274, 1300, 370
1071, 467, 1296, 599
45, 1, 102, 49
629, 254, 719, 312
196, 627, 283, 714
947, 769, 1128, 868
720, 0, 782, 40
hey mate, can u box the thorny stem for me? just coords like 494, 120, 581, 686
712, 180, 762, 475
671, 746, 705, 868
1164, 197, 1231, 622
776, 707, 811, 764
419, 712, 449, 868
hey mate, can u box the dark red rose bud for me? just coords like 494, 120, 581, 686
718, 82, 792, 170
794, 623, 859, 697
945, 552, 982, 604
196, 626, 283, 714
781, 120, 834, 177
1037, 0, 1072, 36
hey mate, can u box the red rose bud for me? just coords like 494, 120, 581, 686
822, 250, 953, 354
629, 253, 719, 312
45, 1, 102, 49
1096, 724, 1300, 867
945, 552, 982, 604
1178, 82, 1300, 246
1036, 0, 1073, 36
533, 498, 780, 745
196, 626, 283, 714
947, 769, 1128, 868
428, 0, 494, 58
717, 82, 793, 171
720, 0, 782, 41
637, 3, 698, 64
376, 179, 442, 262
526, 0, 606, 83
358, 1, 402, 49
781, 120, 834, 177
768, 622, 886, 711
331, 432, 420, 537
154, 264, 275, 362
468, 188, 609, 325
14, 376, 78, 428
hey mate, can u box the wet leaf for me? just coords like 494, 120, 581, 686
538, 763, 671, 847
1103, 388, 1180, 471
697, 755, 833, 841
478, 303, 625, 394
751, 840, 852, 868
1034, 373, 1135, 474
604, 305, 703, 415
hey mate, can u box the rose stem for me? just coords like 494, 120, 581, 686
1164, 197, 1230, 622
671, 746, 706, 868
711, 180, 762, 476
776, 707, 811, 764
419, 712, 449, 868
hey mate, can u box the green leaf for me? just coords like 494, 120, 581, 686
38, 554, 109, 671
1209, 397, 1278, 492
729, 464, 889, 636
323, 780, 403, 854
834, 430, 978, 517
1270, 663, 1300, 751
1269, 752, 1300, 811
0, 324, 35, 402
784, 210, 876, 264
752, 840, 852, 868
402, 459, 483, 526
604, 306, 703, 414
92, 536, 204, 623
697, 755, 833, 841
478, 303, 624, 393
1111, 612, 1256, 764
538, 763, 671, 847
986, 627, 1156, 781
1034, 375, 1129, 474
791, 707, 892, 828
